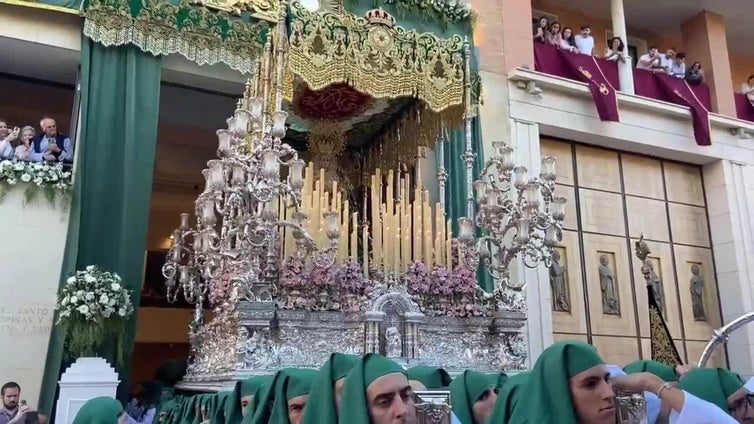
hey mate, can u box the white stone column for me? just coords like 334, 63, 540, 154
703, 160, 754, 377
611, 0, 635, 95
510, 118, 554, 365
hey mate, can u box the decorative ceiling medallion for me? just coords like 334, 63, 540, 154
294, 83, 374, 120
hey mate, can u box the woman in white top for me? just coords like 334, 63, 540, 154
558, 27, 578, 52
545, 21, 561, 46
741, 75, 754, 102
14, 126, 35, 161
604, 37, 628, 64
0, 121, 18, 159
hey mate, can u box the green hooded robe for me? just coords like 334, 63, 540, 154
487, 372, 530, 424
72, 397, 124, 424
519, 340, 605, 424
227, 375, 275, 423
678, 367, 744, 412
247, 368, 318, 424
339, 354, 408, 424
449, 370, 497, 424
301, 352, 360, 424
623, 360, 677, 382
406, 366, 453, 389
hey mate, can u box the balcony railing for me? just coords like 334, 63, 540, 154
534, 43, 713, 111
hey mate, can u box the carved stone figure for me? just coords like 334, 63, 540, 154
385, 326, 403, 358
690, 264, 707, 321
549, 250, 570, 312
598, 254, 620, 316
647, 260, 665, 316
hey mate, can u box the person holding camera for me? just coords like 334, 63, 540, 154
0, 382, 45, 424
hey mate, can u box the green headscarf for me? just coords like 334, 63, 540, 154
623, 360, 677, 382
210, 391, 234, 423
301, 352, 360, 424
449, 370, 497, 424
406, 365, 453, 389
228, 375, 275, 423
339, 354, 407, 424
491, 372, 508, 389
72, 397, 124, 424
679, 367, 744, 412
522, 340, 604, 424
241, 381, 274, 424
488, 372, 530, 424
248, 368, 318, 424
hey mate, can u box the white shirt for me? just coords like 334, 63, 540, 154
637, 53, 659, 70
670, 392, 738, 423
741, 83, 754, 95
573, 34, 594, 55
669, 61, 686, 78
660, 54, 674, 71
0, 139, 12, 159
29, 134, 73, 162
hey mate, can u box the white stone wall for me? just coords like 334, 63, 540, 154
0, 185, 70, 406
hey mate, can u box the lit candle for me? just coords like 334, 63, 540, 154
351, 212, 358, 258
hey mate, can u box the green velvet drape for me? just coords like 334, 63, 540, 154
38, 37, 162, 417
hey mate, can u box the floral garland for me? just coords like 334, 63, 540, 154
55, 265, 135, 363
0, 160, 73, 206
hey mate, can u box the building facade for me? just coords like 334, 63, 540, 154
1, 0, 754, 411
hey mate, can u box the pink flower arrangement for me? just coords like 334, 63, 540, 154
335, 258, 367, 295
406, 261, 431, 295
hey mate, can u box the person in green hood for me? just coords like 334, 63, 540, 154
449, 370, 498, 424
516, 340, 694, 424
301, 352, 360, 424
247, 368, 317, 424
339, 353, 416, 424
406, 366, 452, 391
623, 360, 678, 382
72, 397, 127, 424
227, 375, 275, 422
487, 372, 529, 423
678, 367, 754, 422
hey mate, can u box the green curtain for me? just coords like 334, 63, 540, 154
38, 36, 162, 417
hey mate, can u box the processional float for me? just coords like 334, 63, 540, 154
161, 0, 567, 394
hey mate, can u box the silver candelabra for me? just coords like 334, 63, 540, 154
458, 141, 566, 292
161, 87, 340, 307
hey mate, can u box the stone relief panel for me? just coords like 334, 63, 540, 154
556, 184, 579, 231
668, 204, 711, 248
540, 138, 574, 186
674, 245, 719, 341
550, 247, 570, 313
686, 340, 726, 368
584, 234, 636, 337
630, 241, 682, 340
579, 189, 626, 237
664, 162, 705, 207
626, 197, 670, 242
592, 336, 640, 366
551, 231, 587, 334
621, 154, 665, 200
597, 252, 621, 316
576, 145, 621, 192
641, 338, 687, 364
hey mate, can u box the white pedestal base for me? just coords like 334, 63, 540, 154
55, 357, 120, 424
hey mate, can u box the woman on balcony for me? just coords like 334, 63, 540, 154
686, 62, 705, 86
14, 126, 35, 161
533, 16, 548, 43
0, 120, 18, 159
556, 26, 578, 53
604, 37, 628, 64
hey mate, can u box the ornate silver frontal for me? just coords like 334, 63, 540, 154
178, 288, 527, 391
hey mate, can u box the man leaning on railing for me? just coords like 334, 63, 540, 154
29, 116, 73, 163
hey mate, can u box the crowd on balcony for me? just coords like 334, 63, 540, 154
0, 116, 73, 163
533, 17, 709, 88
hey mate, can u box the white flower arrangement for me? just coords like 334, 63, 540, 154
0, 159, 73, 205
55, 265, 134, 361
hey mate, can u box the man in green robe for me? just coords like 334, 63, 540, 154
623, 360, 678, 382
226, 375, 274, 422
678, 367, 753, 422
339, 353, 417, 424
449, 370, 498, 424
301, 352, 360, 424
247, 368, 317, 424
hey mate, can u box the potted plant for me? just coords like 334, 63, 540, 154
55, 265, 134, 363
